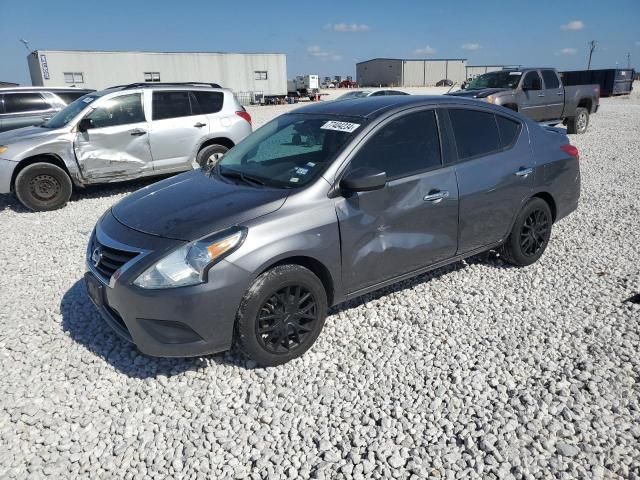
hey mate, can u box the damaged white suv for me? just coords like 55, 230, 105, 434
0, 82, 252, 211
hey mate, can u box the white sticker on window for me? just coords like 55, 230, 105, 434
306, 162, 316, 167
289, 177, 299, 183
295, 167, 309, 175
509, 72, 523, 76
321, 120, 360, 133
82, 97, 94, 103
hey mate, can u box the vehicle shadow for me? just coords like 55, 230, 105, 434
329, 249, 512, 315
60, 279, 248, 379
0, 175, 175, 214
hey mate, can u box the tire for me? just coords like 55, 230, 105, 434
500, 197, 553, 267
566, 107, 589, 134
14, 162, 73, 211
196, 144, 229, 169
235, 265, 328, 367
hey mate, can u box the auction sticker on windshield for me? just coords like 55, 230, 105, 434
321, 121, 360, 133
509, 72, 523, 76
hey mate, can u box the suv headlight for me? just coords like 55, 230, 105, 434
0, 146, 8, 155
134, 227, 246, 289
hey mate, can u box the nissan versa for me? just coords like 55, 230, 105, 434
85, 96, 580, 366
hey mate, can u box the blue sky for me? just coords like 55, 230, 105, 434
1, 0, 638, 84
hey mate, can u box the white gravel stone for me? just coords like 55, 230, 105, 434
0, 85, 639, 479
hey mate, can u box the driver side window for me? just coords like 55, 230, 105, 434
348, 110, 442, 180
522, 72, 542, 90
85, 94, 145, 129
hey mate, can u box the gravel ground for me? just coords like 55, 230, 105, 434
1, 86, 639, 479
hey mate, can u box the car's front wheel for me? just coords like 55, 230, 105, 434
235, 265, 328, 366
500, 197, 553, 267
14, 162, 73, 211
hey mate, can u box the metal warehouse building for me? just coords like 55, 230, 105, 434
27, 50, 287, 96
356, 58, 467, 87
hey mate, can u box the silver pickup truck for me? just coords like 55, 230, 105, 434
447, 68, 600, 134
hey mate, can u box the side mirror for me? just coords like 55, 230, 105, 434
340, 167, 387, 193
77, 118, 92, 132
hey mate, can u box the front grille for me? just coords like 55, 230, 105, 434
91, 237, 139, 283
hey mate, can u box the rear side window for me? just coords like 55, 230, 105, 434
4, 93, 51, 113
449, 109, 501, 160
541, 70, 560, 89
350, 110, 441, 179
153, 91, 193, 120
191, 91, 224, 114
496, 115, 522, 149
55, 91, 90, 104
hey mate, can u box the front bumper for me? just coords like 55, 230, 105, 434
0, 158, 17, 194
85, 211, 250, 357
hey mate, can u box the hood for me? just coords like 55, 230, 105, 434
446, 87, 510, 99
0, 125, 63, 145
111, 169, 290, 241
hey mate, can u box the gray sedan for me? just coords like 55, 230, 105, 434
86, 95, 580, 366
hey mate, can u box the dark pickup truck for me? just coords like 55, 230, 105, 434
447, 68, 600, 134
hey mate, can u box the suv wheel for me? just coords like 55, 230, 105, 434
235, 265, 328, 366
500, 197, 552, 267
197, 144, 229, 168
15, 162, 73, 211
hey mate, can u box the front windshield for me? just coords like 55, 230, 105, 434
216, 114, 364, 188
338, 91, 371, 100
467, 71, 522, 90
42, 94, 100, 129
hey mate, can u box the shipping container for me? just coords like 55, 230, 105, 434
560, 68, 635, 97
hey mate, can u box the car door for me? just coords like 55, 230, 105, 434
148, 90, 209, 172
444, 107, 534, 254
2, 92, 57, 131
335, 109, 459, 294
541, 70, 564, 120
519, 71, 546, 121
74, 92, 153, 181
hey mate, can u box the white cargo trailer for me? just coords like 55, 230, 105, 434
287, 75, 320, 100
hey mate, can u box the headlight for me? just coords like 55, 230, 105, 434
0, 146, 8, 155
486, 95, 495, 104
134, 227, 246, 289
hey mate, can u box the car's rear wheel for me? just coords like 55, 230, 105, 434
197, 144, 229, 169
235, 265, 327, 366
14, 162, 73, 211
567, 107, 589, 134
500, 197, 552, 267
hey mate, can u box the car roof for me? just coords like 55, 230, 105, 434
292, 95, 505, 120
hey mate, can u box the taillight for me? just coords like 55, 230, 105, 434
236, 110, 252, 125
560, 144, 579, 160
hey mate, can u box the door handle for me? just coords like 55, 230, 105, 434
194, 122, 207, 128
423, 190, 450, 203
537, 94, 545, 97
557, 92, 564, 96
130, 129, 146, 136
515, 167, 533, 178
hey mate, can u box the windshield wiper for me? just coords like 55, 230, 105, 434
218, 167, 266, 187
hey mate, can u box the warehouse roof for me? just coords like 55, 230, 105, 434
357, 57, 467, 65
31, 49, 286, 56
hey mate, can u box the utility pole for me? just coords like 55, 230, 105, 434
587, 40, 597, 70
628, 52, 631, 69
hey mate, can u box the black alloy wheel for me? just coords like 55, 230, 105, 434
519, 209, 550, 257
256, 285, 319, 354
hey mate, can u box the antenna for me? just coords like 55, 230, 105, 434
587, 40, 597, 70
19, 38, 31, 52
628, 52, 631, 69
